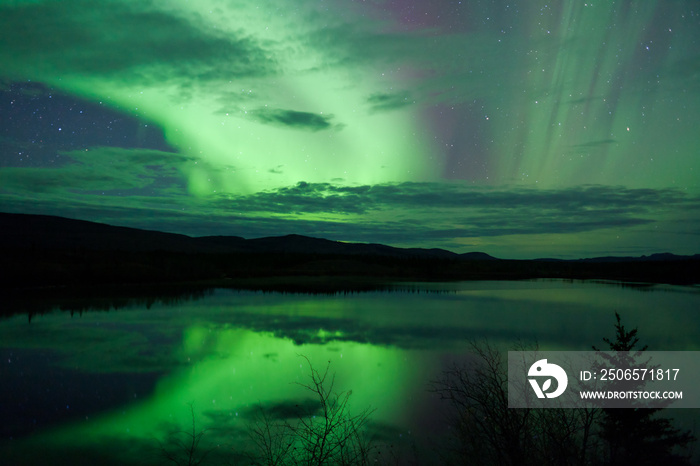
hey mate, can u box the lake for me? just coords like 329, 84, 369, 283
2, 279, 699, 464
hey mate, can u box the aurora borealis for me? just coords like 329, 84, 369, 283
1, 0, 699, 258
4, 283, 700, 464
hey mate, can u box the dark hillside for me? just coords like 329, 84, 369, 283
1, 212, 698, 292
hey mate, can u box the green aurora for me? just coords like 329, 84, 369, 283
1, 0, 699, 258
3, 283, 700, 463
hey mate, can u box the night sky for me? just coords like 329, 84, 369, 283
1, 0, 699, 259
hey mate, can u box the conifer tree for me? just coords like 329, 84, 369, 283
593, 313, 694, 466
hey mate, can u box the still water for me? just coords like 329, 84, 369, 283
1, 280, 699, 464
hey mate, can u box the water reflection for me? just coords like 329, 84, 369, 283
2, 285, 214, 323
2, 280, 699, 464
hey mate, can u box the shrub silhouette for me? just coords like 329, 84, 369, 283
431, 315, 697, 465
248, 356, 375, 466
431, 341, 598, 466
159, 403, 215, 466
155, 315, 695, 465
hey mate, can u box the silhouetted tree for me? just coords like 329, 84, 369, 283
248, 356, 375, 465
159, 403, 215, 466
593, 312, 695, 466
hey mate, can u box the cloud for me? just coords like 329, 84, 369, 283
189, 306, 565, 349
570, 139, 617, 149
366, 91, 413, 113
0, 1, 274, 83
216, 181, 698, 216
2, 176, 699, 257
236, 399, 321, 421
4, 175, 697, 240
249, 108, 338, 131
0, 147, 192, 194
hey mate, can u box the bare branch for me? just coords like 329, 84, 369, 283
248, 355, 376, 465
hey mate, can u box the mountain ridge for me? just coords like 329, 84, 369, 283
2, 212, 696, 262
0, 212, 498, 260
2, 212, 698, 289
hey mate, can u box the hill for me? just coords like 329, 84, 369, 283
0, 212, 698, 290
0, 212, 495, 259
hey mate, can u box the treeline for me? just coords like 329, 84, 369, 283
1, 282, 214, 320
2, 246, 699, 293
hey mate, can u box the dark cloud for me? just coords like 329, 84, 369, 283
366, 91, 413, 112
191, 182, 699, 246
0, 147, 192, 193
2, 180, 699, 255
182, 303, 581, 349
0, 1, 274, 83
219, 181, 371, 214
250, 108, 338, 131
566, 96, 602, 105
237, 399, 321, 421
215, 182, 698, 216
570, 139, 617, 149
